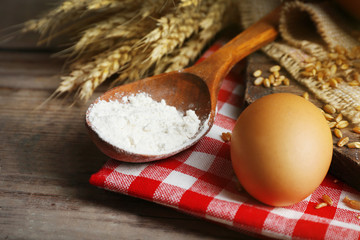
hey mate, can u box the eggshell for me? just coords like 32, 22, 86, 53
231, 93, 333, 207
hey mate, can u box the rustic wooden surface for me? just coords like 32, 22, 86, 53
0, 51, 260, 240
0, 0, 63, 50
0, 3, 258, 238
245, 52, 360, 192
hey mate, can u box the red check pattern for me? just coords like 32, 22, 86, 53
90, 41, 360, 239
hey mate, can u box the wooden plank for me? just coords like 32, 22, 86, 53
0, 0, 58, 49
0, 51, 255, 240
244, 51, 360, 192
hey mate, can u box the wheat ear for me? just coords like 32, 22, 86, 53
75, 0, 170, 54
112, 47, 155, 86
22, 0, 88, 36
71, 12, 137, 55
155, 0, 232, 73
142, 2, 215, 65
77, 45, 151, 101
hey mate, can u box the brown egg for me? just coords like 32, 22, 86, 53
231, 93, 333, 207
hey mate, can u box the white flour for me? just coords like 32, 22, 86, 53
88, 92, 203, 155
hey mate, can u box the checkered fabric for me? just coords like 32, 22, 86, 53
89, 41, 360, 239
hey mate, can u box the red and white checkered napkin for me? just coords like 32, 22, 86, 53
89, 42, 360, 239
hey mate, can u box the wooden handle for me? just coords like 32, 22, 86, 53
185, 5, 281, 98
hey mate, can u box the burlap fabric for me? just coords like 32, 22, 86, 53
237, 0, 360, 123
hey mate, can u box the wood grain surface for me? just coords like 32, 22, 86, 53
0, 0, 63, 50
0, 51, 260, 240
245, 52, 360, 192
0, 4, 257, 238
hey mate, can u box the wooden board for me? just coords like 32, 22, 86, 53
245, 52, 360, 192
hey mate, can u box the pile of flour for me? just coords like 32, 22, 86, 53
88, 92, 202, 155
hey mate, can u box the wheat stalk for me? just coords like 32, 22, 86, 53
21, 0, 235, 103
77, 0, 232, 100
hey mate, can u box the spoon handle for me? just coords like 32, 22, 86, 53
185, 5, 281, 96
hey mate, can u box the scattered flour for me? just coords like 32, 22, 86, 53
87, 92, 203, 155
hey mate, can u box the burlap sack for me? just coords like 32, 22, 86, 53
237, 0, 360, 123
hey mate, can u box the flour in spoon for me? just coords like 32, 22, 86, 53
87, 92, 202, 155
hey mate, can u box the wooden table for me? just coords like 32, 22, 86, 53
0, 50, 259, 239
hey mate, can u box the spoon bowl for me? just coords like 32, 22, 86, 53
86, 5, 281, 162
85, 72, 211, 162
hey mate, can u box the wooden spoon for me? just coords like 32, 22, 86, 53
86, 6, 281, 163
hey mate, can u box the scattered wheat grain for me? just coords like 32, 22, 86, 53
334, 128, 342, 138
337, 137, 349, 147
221, 132, 231, 142
315, 202, 328, 209
322, 195, 333, 206
336, 120, 349, 129
269, 65, 280, 72
253, 70, 262, 77
348, 142, 360, 149
254, 77, 264, 86
323, 104, 336, 114
343, 196, 360, 210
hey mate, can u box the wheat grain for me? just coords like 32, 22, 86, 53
302, 92, 309, 100
283, 78, 290, 86
343, 196, 360, 210
221, 132, 232, 142
253, 70, 262, 77
86, 0, 133, 10
348, 142, 360, 148
323, 104, 336, 114
322, 194, 333, 206
315, 202, 328, 209
337, 136, 349, 147
270, 65, 281, 72
253, 77, 264, 86
263, 78, 271, 88
323, 113, 334, 121
352, 127, 360, 133
328, 121, 337, 129
335, 113, 343, 122
333, 128, 342, 138
336, 120, 349, 129
180, 0, 202, 7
